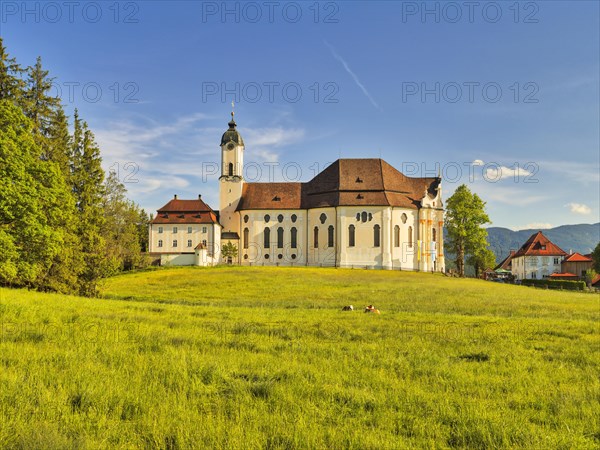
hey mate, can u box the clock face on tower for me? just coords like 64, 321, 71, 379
227, 143, 235, 150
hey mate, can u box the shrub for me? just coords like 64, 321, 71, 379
521, 279, 586, 291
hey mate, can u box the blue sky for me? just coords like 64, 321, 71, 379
2, 1, 599, 230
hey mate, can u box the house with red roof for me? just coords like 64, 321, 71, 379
511, 231, 567, 280
561, 252, 594, 279
148, 195, 221, 266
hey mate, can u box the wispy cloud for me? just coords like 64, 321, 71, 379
484, 165, 532, 181
324, 41, 381, 111
471, 159, 532, 181
93, 114, 306, 211
539, 160, 600, 185
471, 183, 547, 206
565, 202, 592, 215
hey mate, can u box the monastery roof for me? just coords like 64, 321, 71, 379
513, 231, 567, 257
236, 159, 441, 211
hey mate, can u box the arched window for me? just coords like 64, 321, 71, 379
361, 211, 368, 223
277, 227, 284, 248
263, 227, 270, 249
313, 226, 319, 248
432, 228, 437, 242
243, 215, 249, 223
228, 162, 234, 176
278, 214, 284, 223
394, 225, 400, 248
401, 213, 407, 224
243, 227, 249, 249
291, 214, 297, 223
408, 226, 413, 247
348, 225, 355, 247
319, 213, 327, 224
290, 227, 297, 249
374, 224, 380, 247
328, 225, 334, 248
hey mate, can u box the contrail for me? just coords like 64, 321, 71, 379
324, 41, 382, 111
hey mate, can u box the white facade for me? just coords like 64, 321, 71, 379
148, 218, 221, 266
237, 203, 444, 271
512, 255, 564, 280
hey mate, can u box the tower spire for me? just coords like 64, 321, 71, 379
228, 101, 236, 129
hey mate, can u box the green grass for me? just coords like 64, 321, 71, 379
1, 266, 599, 449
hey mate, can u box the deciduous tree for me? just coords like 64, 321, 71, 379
445, 184, 492, 277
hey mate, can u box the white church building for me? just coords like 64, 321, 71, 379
148, 113, 445, 272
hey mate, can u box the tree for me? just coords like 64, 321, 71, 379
71, 115, 107, 296
221, 242, 238, 263
0, 38, 26, 103
101, 172, 149, 273
584, 269, 597, 288
45, 107, 71, 176
23, 56, 61, 137
592, 242, 600, 273
444, 184, 492, 277
468, 248, 497, 278
0, 100, 70, 289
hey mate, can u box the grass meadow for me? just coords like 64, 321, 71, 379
0, 266, 598, 449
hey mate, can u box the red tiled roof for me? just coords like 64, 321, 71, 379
157, 198, 213, 213
151, 197, 219, 224
549, 272, 578, 278
151, 211, 218, 224
563, 252, 593, 262
513, 231, 567, 257
237, 159, 440, 211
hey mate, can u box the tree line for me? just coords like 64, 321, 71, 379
0, 38, 149, 296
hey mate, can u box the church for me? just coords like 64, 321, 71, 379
148, 112, 445, 272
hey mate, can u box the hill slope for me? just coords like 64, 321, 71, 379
1, 267, 598, 448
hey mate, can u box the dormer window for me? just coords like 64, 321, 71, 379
357, 194, 364, 199
356, 177, 363, 183
272, 196, 281, 202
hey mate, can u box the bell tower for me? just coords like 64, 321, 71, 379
219, 108, 244, 236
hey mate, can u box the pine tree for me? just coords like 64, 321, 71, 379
71, 117, 107, 296
0, 38, 26, 103
445, 184, 492, 277
45, 107, 72, 176
24, 56, 61, 137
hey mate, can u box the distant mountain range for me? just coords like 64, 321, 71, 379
486, 223, 600, 263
